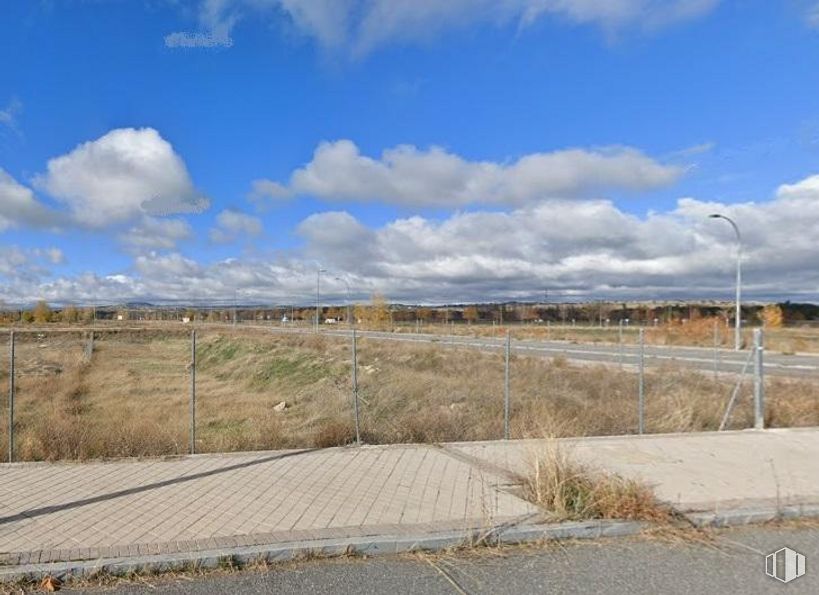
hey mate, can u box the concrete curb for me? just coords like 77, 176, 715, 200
4, 504, 819, 585
0, 519, 646, 584
686, 503, 819, 527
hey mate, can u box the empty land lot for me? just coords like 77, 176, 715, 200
387, 319, 819, 353
0, 327, 817, 462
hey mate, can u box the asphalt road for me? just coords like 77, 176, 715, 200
5, 323, 817, 379
73, 525, 818, 594
260, 326, 819, 380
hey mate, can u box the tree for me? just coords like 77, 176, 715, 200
519, 305, 538, 324
463, 306, 479, 325
759, 304, 784, 328
356, 293, 391, 329
32, 300, 52, 324
62, 305, 79, 323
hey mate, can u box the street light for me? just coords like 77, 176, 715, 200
709, 213, 742, 350
335, 276, 354, 329
315, 262, 326, 332
233, 289, 238, 327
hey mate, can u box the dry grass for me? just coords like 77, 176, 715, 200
520, 442, 672, 522
394, 320, 819, 354
0, 328, 816, 462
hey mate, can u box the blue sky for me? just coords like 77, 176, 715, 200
2, 0, 819, 305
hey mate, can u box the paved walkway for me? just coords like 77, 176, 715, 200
1, 429, 817, 568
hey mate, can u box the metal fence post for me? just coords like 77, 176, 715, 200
713, 320, 719, 382
190, 329, 196, 455
352, 328, 361, 445
504, 331, 511, 440
638, 328, 645, 435
618, 319, 624, 370
754, 328, 765, 430
8, 331, 14, 463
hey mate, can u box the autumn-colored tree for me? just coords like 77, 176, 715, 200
463, 306, 479, 325
62, 305, 79, 323
353, 303, 368, 325
519, 305, 538, 324
32, 300, 52, 324
355, 293, 391, 329
759, 304, 784, 328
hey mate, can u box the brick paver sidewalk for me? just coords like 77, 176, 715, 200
0, 444, 535, 566
2, 429, 818, 568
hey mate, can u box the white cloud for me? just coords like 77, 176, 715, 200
249, 178, 292, 206
164, 30, 235, 48
350, 0, 719, 55
120, 217, 193, 252
209, 209, 263, 243
807, 2, 819, 29
0, 168, 58, 231
167, 0, 721, 55
165, 0, 237, 47
0, 98, 22, 133
0, 246, 64, 284
257, 139, 683, 207
34, 127, 209, 228
5, 170, 819, 305
292, 183, 819, 300
42, 248, 65, 265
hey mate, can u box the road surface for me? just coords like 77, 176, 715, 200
74, 525, 818, 594
261, 326, 819, 380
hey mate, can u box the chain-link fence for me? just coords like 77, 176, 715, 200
1, 325, 816, 463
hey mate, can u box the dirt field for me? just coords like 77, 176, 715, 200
0, 327, 817, 462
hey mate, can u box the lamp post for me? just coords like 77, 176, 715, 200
709, 214, 742, 350
233, 289, 238, 327
315, 263, 326, 332
335, 276, 353, 329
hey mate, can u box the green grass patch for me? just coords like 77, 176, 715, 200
197, 337, 251, 367
250, 353, 333, 389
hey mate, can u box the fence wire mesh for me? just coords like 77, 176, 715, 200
0, 325, 816, 463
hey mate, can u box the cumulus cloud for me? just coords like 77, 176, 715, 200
120, 217, 193, 252
0, 168, 59, 230
209, 209, 263, 243
167, 0, 720, 55
255, 140, 683, 207
292, 182, 819, 300
249, 178, 292, 206
33, 127, 209, 228
0, 246, 65, 287
5, 169, 819, 305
